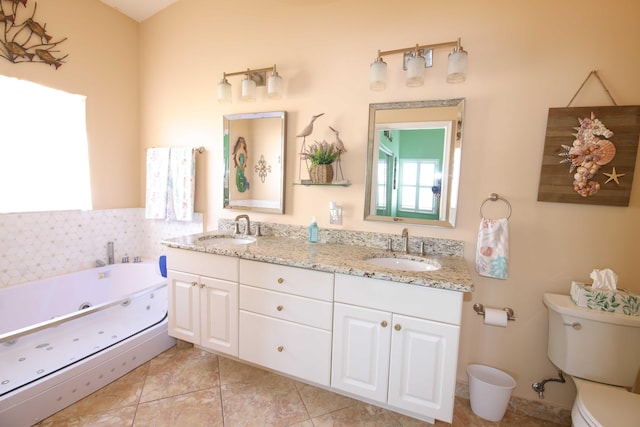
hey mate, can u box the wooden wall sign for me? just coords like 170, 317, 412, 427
537, 106, 640, 206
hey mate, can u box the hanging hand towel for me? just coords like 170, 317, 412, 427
166, 147, 196, 221
476, 218, 509, 279
144, 147, 171, 219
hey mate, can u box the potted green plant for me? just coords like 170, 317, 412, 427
300, 140, 341, 183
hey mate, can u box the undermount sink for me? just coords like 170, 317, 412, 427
366, 257, 441, 272
198, 235, 256, 246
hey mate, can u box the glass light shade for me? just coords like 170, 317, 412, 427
241, 77, 257, 102
406, 55, 426, 87
217, 78, 232, 103
369, 58, 387, 91
447, 49, 468, 83
267, 72, 283, 99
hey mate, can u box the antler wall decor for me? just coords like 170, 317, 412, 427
0, 0, 67, 69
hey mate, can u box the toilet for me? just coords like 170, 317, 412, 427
543, 293, 640, 427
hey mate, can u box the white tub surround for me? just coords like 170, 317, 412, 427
163, 226, 472, 424
0, 262, 176, 427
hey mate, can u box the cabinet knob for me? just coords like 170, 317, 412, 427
191, 281, 198, 287
277, 346, 284, 352
394, 324, 402, 331
380, 320, 388, 328
276, 305, 283, 312
200, 283, 205, 289
277, 278, 284, 284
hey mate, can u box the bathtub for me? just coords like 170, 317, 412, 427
0, 262, 176, 426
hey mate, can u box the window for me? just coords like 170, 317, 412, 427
398, 159, 438, 214
0, 75, 92, 213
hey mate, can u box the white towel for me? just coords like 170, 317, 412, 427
166, 147, 196, 221
144, 147, 170, 219
476, 218, 509, 279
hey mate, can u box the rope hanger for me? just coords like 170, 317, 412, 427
566, 70, 618, 107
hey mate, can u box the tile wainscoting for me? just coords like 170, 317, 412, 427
0, 208, 202, 287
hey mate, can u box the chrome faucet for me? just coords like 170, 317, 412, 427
401, 228, 409, 253
107, 241, 114, 265
234, 214, 252, 235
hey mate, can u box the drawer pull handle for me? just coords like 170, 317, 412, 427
277, 278, 284, 284
276, 305, 283, 311
380, 320, 388, 328
277, 346, 284, 352
191, 281, 198, 287
394, 324, 402, 331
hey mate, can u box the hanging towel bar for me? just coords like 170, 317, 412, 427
479, 193, 512, 220
147, 146, 205, 153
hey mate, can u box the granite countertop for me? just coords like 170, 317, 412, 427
163, 232, 474, 293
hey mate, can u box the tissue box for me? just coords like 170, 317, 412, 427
570, 281, 640, 316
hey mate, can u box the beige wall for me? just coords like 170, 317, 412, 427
0, 0, 139, 209
4, 0, 637, 412
139, 0, 640, 409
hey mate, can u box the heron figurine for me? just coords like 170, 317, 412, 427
297, 113, 324, 180
329, 126, 346, 181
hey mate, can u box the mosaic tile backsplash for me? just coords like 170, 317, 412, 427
0, 208, 202, 288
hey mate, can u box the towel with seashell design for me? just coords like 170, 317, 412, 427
476, 218, 509, 279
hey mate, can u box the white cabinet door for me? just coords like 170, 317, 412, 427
200, 276, 238, 357
167, 270, 200, 343
331, 303, 392, 403
388, 314, 460, 424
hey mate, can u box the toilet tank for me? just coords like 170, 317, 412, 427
543, 293, 640, 388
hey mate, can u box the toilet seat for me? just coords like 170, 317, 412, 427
572, 379, 640, 427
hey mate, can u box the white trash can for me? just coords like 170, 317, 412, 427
467, 364, 516, 422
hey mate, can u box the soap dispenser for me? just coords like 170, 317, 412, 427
308, 216, 319, 243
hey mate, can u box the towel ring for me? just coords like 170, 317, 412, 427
479, 193, 512, 220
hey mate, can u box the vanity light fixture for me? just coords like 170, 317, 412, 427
369, 38, 467, 91
217, 64, 283, 103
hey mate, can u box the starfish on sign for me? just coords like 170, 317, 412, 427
603, 167, 625, 184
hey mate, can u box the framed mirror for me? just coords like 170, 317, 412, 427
364, 99, 464, 227
223, 111, 286, 214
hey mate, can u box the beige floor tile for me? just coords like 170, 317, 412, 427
39, 406, 137, 427
38, 346, 570, 427
311, 403, 402, 427
218, 355, 272, 386
41, 363, 148, 422
140, 345, 219, 403
295, 382, 357, 418
133, 388, 223, 427
221, 371, 310, 427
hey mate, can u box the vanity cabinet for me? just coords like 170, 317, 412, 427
166, 248, 239, 357
331, 274, 462, 424
238, 259, 334, 386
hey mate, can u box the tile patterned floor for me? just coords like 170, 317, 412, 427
37, 345, 568, 426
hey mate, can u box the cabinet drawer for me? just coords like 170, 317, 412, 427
239, 260, 333, 301
335, 274, 463, 325
167, 247, 238, 281
240, 285, 332, 330
239, 311, 331, 386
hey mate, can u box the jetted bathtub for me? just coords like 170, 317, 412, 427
0, 261, 176, 426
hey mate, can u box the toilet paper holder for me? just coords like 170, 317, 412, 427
473, 303, 516, 321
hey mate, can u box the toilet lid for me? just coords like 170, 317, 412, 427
577, 381, 640, 427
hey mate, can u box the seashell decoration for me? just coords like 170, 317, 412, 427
558, 112, 617, 197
